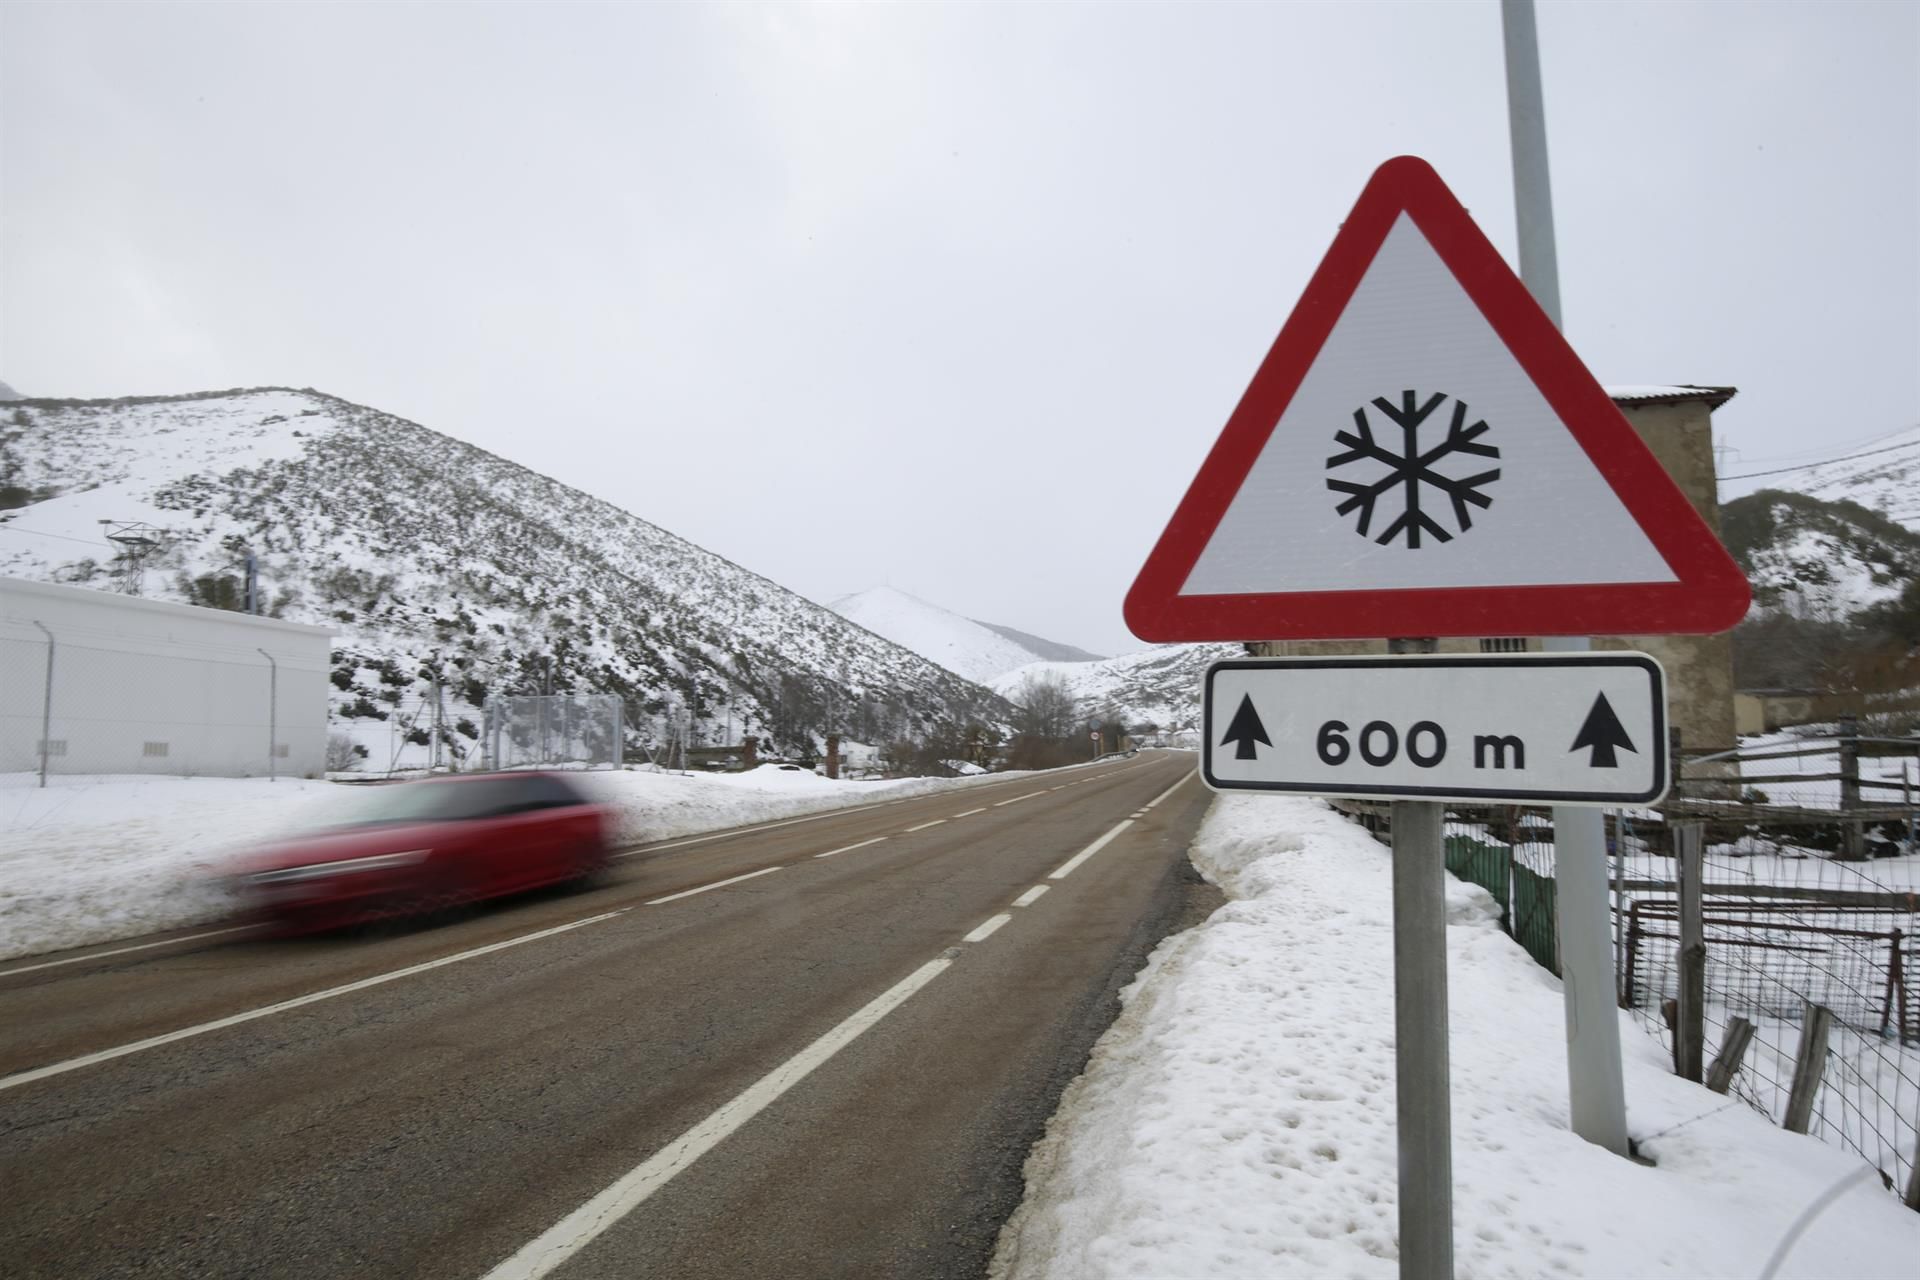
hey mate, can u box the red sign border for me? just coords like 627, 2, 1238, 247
1124, 155, 1752, 642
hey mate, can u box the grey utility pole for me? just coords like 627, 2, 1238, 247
258, 648, 278, 782
33, 620, 54, 789
1501, 0, 1630, 1157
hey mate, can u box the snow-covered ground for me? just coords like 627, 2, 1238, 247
0, 763, 1055, 963
994, 795, 1920, 1279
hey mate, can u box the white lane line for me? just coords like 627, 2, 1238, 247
904, 819, 947, 833
813, 837, 887, 860
644, 867, 781, 905
1131, 810, 1148, 819
483, 956, 954, 1280
993, 792, 1047, 807
0, 908, 631, 1095
0, 926, 255, 979
962, 914, 1012, 943
1145, 771, 1196, 809
1049, 819, 1133, 881
952, 807, 987, 818
1049, 786, 1066, 791
1011, 885, 1049, 908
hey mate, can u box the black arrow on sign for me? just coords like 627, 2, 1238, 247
1220, 694, 1272, 761
1570, 692, 1637, 768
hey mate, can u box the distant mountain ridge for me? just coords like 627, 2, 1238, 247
970, 619, 1103, 665
992, 643, 1242, 738
828, 586, 1097, 684
0, 387, 1012, 764
1756, 424, 1920, 534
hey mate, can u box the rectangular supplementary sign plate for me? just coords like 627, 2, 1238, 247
1203, 654, 1667, 806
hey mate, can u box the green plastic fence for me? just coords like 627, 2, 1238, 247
1442, 832, 1558, 975
1443, 834, 1512, 926
1509, 862, 1560, 977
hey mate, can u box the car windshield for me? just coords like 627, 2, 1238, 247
318, 779, 537, 828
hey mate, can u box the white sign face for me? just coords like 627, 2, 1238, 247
1179, 214, 1677, 598
1203, 654, 1668, 806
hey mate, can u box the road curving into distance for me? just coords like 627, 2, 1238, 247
0, 750, 1217, 1280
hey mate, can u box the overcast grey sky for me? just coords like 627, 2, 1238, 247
3, 1, 1915, 655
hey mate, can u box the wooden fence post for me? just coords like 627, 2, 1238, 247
1675, 821, 1706, 1083
1906, 1125, 1920, 1212
1705, 1017, 1755, 1094
1838, 715, 1864, 860
1783, 1003, 1834, 1134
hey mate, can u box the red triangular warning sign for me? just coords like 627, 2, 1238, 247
1125, 156, 1751, 643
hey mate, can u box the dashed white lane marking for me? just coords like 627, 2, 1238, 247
813, 837, 887, 860
1145, 771, 1196, 809
613, 768, 1091, 858
1050, 819, 1134, 881
1049, 785, 1066, 791
993, 792, 1047, 807
0, 926, 254, 979
644, 867, 781, 905
483, 956, 954, 1280
904, 819, 947, 833
962, 914, 1012, 943
1012, 885, 1049, 908
952, 807, 987, 818
1131, 810, 1148, 819
0, 909, 632, 1095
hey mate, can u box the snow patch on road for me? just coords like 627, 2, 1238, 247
993, 795, 1920, 1279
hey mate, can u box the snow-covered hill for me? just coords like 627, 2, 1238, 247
1721, 488, 1920, 619
829, 586, 1099, 684
0, 388, 1011, 762
1774, 424, 1920, 533
992, 643, 1243, 738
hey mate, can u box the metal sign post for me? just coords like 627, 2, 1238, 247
1387, 638, 1452, 1280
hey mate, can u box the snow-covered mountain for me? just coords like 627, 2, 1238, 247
1768, 423, 1920, 534
0, 388, 1012, 760
992, 643, 1244, 737
828, 586, 1100, 684
1721, 488, 1920, 620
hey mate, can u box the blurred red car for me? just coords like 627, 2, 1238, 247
230, 771, 612, 933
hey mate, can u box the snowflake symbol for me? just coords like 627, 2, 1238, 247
1325, 390, 1501, 549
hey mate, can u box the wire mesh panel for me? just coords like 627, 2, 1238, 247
1340, 789, 1919, 1203
483, 694, 624, 772
0, 629, 325, 779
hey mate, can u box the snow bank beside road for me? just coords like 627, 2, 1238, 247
0, 762, 1068, 963
994, 795, 1920, 1279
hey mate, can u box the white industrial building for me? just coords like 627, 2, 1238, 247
1, 577, 332, 779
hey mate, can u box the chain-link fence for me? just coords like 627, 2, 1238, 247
1, 615, 327, 780
481, 693, 624, 772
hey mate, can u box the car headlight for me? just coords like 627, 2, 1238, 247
248, 849, 432, 885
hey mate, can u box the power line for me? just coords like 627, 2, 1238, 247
0, 524, 113, 548
1724, 420, 1920, 468
1721, 436, 1920, 482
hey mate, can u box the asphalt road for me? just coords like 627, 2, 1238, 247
0, 750, 1218, 1280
